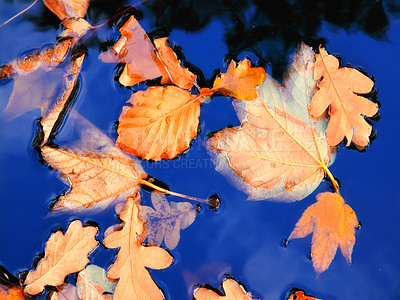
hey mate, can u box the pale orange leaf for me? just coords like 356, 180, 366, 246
211, 59, 266, 100
43, 0, 90, 20
41, 51, 85, 144
117, 86, 201, 160
288, 192, 358, 273
194, 278, 258, 300
24, 220, 98, 295
154, 37, 196, 90
103, 193, 173, 300
40, 145, 145, 210
310, 47, 378, 147
99, 15, 162, 86
208, 44, 335, 201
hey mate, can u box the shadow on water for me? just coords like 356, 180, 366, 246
6, 0, 400, 78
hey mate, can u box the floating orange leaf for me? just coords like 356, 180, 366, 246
140, 192, 198, 250
24, 220, 98, 295
0, 266, 30, 300
286, 289, 321, 300
208, 44, 335, 201
117, 86, 202, 160
194, 278, 258, 300
310, 47, 378, 147
288, 192, 358, 273
210, 59, 266, 100
99, 16, 196, 89
103, 193, 173, 300
154, 37, 196, 90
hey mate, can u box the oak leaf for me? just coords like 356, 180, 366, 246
209, 59, 266, 100
77, 265, 116, 300
116, 86, 202, 160
99, 16, 196, 89
194, 278, 258, 300
24, 220, 98, 295
288, 192, 358, 273
310, 47, 378, 147
140, 192, 198, 250
103, 193, 173, 300
208, 44, 335, 201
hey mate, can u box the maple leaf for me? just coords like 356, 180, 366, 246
24, 220, 98, 295
310, 47, 378, 147
99, 15, 196, 89
116, 85, 202, 160
288, 192, 359, 273
140, 192, 198, 250
206, 59, 266, 101
77, 265, 116, 300
103, 192, 173, 300
208, 43, 336, 201
194, 278, 258, 300
41, 51, 85, 144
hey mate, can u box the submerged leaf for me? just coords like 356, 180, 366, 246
210, 59, 266, 100
24, 220, 98, 295
310, 47, 378, 147
208, 44, 334, 201
103, 193, 173, 299
194, 278, 258, 300
49, 284, 79, 300
141, 192, 197, 250
117, 86, 202, 160
288, 192, 358, 273
77, 265, 116, 300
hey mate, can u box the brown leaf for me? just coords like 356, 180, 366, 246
310, 47, 378, 147
288, 192, 358, 273
99, 15, 163, 86
154, 37, 196, 90
286, 289, 321, 300
140, 192, 197, 250
41, 145, 145, 210
194, 278, 258, 300
208, 44, 335, 201
40, 51, 85, 144
103, 193, 173, 299
117, 86, 202, 160
211, 59, 266, 100
24, 220, 98, 295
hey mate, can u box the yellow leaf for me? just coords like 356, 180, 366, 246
289, 192, 358, 273
24, 220, 98, 295
103, 193, 173, 299
211, 59, 266, 101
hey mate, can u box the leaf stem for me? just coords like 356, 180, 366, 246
321, 164, 339, 193
138, 178, 217, 207
0, 0, 38, 28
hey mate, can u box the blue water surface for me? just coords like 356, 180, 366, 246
0, 1, 400, 299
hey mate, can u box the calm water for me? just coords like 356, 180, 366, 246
1, 1, 400, 299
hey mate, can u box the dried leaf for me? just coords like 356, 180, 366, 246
194, 278, 258, 300
99, 16, 195, 89
24, 220, 98, 295
103, 193, 173, 300
77, 265, 116, 300
99, 15, 162, 86
43, 0, 90, 20
211, 59, 266, 100
310, 47, 378, 147
208, 44, 334, 201
286, 289, 321, 300
117, 86, 202, 160
40, 145, 145, 210
141, 192, 197, 250
49, 284, 79, 300
288, 192, 358, 273
41, 52, 85, 144
154, 37, 196, 90
0, 266, 30, 300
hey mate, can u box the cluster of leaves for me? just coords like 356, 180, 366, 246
0, 0, 379, 299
